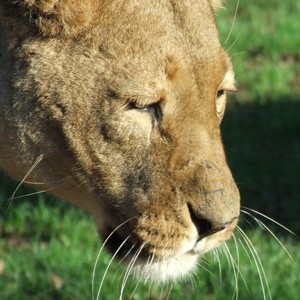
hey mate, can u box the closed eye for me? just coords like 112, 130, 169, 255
215, 88, 227, 123
129, 101, 162, 124
215, 69, 237, 122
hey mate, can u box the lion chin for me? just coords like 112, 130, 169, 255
132, 241, 215, 283
133, 255, 199, 283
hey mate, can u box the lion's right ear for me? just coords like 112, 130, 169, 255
18, 0, 101, 37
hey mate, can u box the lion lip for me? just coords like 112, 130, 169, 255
101, 229, 201, 282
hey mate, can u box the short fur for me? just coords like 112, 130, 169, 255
0, 0, 239, 282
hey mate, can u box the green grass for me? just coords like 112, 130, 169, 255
1, 0, 300, 299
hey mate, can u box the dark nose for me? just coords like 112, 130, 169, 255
188, 204, 231, 241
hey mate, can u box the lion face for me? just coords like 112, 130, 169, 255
0, 0, 240, 282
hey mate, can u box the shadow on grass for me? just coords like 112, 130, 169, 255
223, 97, 300, 234
1, 98, 299, 235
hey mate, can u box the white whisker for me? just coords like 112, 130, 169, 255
224, 0, 240, 44
128, 283, 140, 300
226, 27, 243, 54
22, 176, 71, 185
237, 229, 266, 300
3, 154, 43, 213
241, 210, 294, 261
238, 226, 272, 300
220, 243, 231, 270
2, 189, 47, 202
164, 284, 173, 300
119, 243, 145, 300
213, 248, 223, 283
232, 233, 249, 292
1, 182, 66, 203
128, 249, 155, 299
116, 241, 137, 267
229, 51, 247, 59
96, 235, 131, 300
223, 243, 238, 300
114, 245, 138, 293
197, 259, 219, 281
242, 207, 299, 238
147, 280, 154, 300
92, 217, 136, 300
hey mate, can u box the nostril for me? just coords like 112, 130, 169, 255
188, 204, 227, 241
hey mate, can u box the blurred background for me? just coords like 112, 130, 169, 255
0, 0, 299, 299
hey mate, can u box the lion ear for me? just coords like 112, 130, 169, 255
210, 0, 225, 11
22, 0, 100, 37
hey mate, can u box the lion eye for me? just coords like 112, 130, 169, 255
217, 89, 225, 98
129, 102, 162, 124
216, 89, 226, 123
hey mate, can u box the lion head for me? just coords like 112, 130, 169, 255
0, 0, 240, 282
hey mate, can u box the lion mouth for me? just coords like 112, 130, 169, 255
99, 217, 238, 283
100, 226, 200, 283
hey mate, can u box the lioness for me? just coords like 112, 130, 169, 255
0, 0, 240, 282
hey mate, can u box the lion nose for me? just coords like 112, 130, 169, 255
188, 204, 231, 241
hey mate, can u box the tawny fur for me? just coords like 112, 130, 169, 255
13, 0, 103, 36
0, 0, 239, 281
